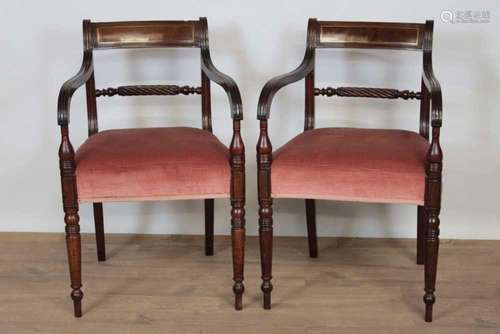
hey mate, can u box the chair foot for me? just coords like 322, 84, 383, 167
425, 308, 432, 322
234, 294, 242, 311
233, 282, 244, 310
425, 304, 433, 322
71, 288, 83, 318
263, 292, 271, 310
262, 281, 272, 309
205, 248, 214, 256
424, 293, 435, 322
97, 254, 106, 262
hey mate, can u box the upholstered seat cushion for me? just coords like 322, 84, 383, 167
271, 128, 429, 205
75, 127, 230, 202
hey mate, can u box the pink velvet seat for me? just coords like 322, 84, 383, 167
75, 127, 230, 202
271, 128, 429, 205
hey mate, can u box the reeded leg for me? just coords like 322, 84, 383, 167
230, 120, 245, 310
205, 199, 214, 256
305, 199, 318, 258
417, 205, 426, 265
93, 202, 106, 261
231, 204, 245, 310
65, 209, 83, 317
257, 119, 273, 309
424, 206, 440, 322
259, 208, 273, 309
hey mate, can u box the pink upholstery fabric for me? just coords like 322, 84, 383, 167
271, 128, 429, 205
75, 127, 230, 203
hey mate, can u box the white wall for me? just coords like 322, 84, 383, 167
1, 0, 499, 239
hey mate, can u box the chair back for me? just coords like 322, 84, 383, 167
303, 19, 434, 138
81, 18, 214, 135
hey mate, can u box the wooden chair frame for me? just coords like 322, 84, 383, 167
57, 18, 245, 317
256, 19, 442, 322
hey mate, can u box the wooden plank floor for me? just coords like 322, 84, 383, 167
1, 233, 500, 333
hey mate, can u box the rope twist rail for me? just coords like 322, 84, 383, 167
314, 87, 421, 100
96, 85, 202, 97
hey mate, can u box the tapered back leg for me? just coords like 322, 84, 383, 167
305, 199, 318, 258
93, 202, 106, 261
204, 199, 214, 256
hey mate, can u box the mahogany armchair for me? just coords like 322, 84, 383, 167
257, 19, 442, 322
58, 18, 245, 317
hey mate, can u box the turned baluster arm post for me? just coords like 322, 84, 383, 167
57, 45, 94, 317
255, 24, 315, 307
421, 19, 443, 323
199, 17, 245, 309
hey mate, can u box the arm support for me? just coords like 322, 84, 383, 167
57, 51, 94, 126
257, 49, 314, 120
200, 18, 242, 120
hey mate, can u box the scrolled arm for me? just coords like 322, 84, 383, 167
57, 51, 94, 126
257, 50, 314, 120
421, 20, 443, 165
421, 20, 442, 130
201, 53, 242, 120
199, 18, 242, 120
422, 66, 442, 128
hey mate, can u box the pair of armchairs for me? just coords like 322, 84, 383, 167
58, 18, 442, 322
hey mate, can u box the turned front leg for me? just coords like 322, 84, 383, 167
424, 172, 441, 322
59, 126, 83, 317
423, 127, 442, 322
230, 120, 245, 310
257, 120, 273, 309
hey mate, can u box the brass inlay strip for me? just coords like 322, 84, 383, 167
96, 24, 195, 46
319, 25, 420, 47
